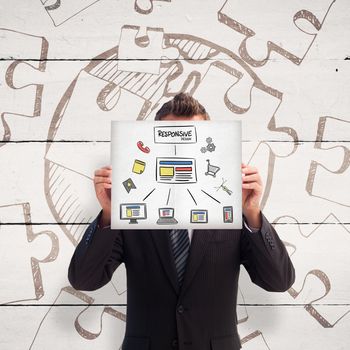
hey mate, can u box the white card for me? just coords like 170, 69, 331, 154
111, 120, 242, 229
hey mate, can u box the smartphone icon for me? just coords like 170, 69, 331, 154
223, 206, 233, 223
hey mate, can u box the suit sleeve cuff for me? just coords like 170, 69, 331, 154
242, 214, 261, 233
96, 209, 111, 230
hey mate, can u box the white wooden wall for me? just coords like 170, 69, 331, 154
1, 0, 349, 349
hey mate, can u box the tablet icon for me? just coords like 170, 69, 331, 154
190, 209, 208, 223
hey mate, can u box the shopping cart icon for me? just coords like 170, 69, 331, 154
205, 159, 220, 177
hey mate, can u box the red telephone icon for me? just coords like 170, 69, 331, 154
137, 141, 150, 153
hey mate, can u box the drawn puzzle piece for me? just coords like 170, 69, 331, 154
0, 203, 58, 304
262, 114, 350, 225
46, 70, 148, 178
193, 60, 295, 157
31, 286, 126, 349
134, 0, 171, 14
307, 116, 350, 207
218, 0, 336, 66
237, 305, 349, 349
274, 214, 350, 327
45, 30, 295, 242
110, 262, 127, 299
40, 0, 101, 26
118, 25, 165, 74
43, 162, 102, 246
235, 289, 271, 349
0, 28, 47, 143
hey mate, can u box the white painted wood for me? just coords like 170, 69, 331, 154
1, 0, 349, 348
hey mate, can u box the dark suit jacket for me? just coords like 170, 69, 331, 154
68, 209, 295, 350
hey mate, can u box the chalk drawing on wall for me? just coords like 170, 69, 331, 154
44, 27, 293, 244
134, 0, 171, 15
0, 202, 58, 304
0, 28, 48, 145
1, 0, 348, 347
306, 116, 350, 207
118, 25, 165, 74
40, 0, 101, 26
218, 0, 336, 66
276, 213, 350, 328
29, 286, 127, 346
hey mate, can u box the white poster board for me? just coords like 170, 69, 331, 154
111, 120, 242, 229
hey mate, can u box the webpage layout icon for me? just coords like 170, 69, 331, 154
156, 157, 197, 184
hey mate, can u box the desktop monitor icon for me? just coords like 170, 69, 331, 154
156, 207, 178, 225
120, 203, 147, 224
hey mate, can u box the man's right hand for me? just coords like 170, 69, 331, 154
94, 165, 112, 227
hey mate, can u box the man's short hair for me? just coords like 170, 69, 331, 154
154, 92, 210, 120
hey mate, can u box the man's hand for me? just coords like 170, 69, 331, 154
94, 165, 112, 227
241, 162, 263, 229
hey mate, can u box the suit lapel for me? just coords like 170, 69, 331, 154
150, 228, 215, 297
179, 229, 214, 297
150, 229, 180, 295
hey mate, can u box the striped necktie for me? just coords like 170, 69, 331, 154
169, 229, 190, 287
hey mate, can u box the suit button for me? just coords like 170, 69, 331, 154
177, 305, 184, 314
171, 339, 178, 347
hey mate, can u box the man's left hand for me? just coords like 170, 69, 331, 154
241, 162, 263, 229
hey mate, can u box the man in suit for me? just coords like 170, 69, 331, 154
68, 93, 295, 350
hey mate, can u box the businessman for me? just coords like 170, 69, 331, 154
68, 93, 295, 350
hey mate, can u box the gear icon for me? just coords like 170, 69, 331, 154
207, 143, 216, 152
200, 147, 207, 153
206, 137, 212, 144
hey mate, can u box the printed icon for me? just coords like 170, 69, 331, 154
120, 203, 147, 224
132, 159, 146, 174
122, 178, 136, 193
205, 159, 220, 177
223, 206, 233, 223
156, 157, 197, 184
190, 209, 208, 223
215, 178, 233, 195
137, 140, 150, 153
200, 137, 216, 153
156, 207, 178, 225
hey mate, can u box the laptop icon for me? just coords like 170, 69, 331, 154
156, 207, 178, 225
